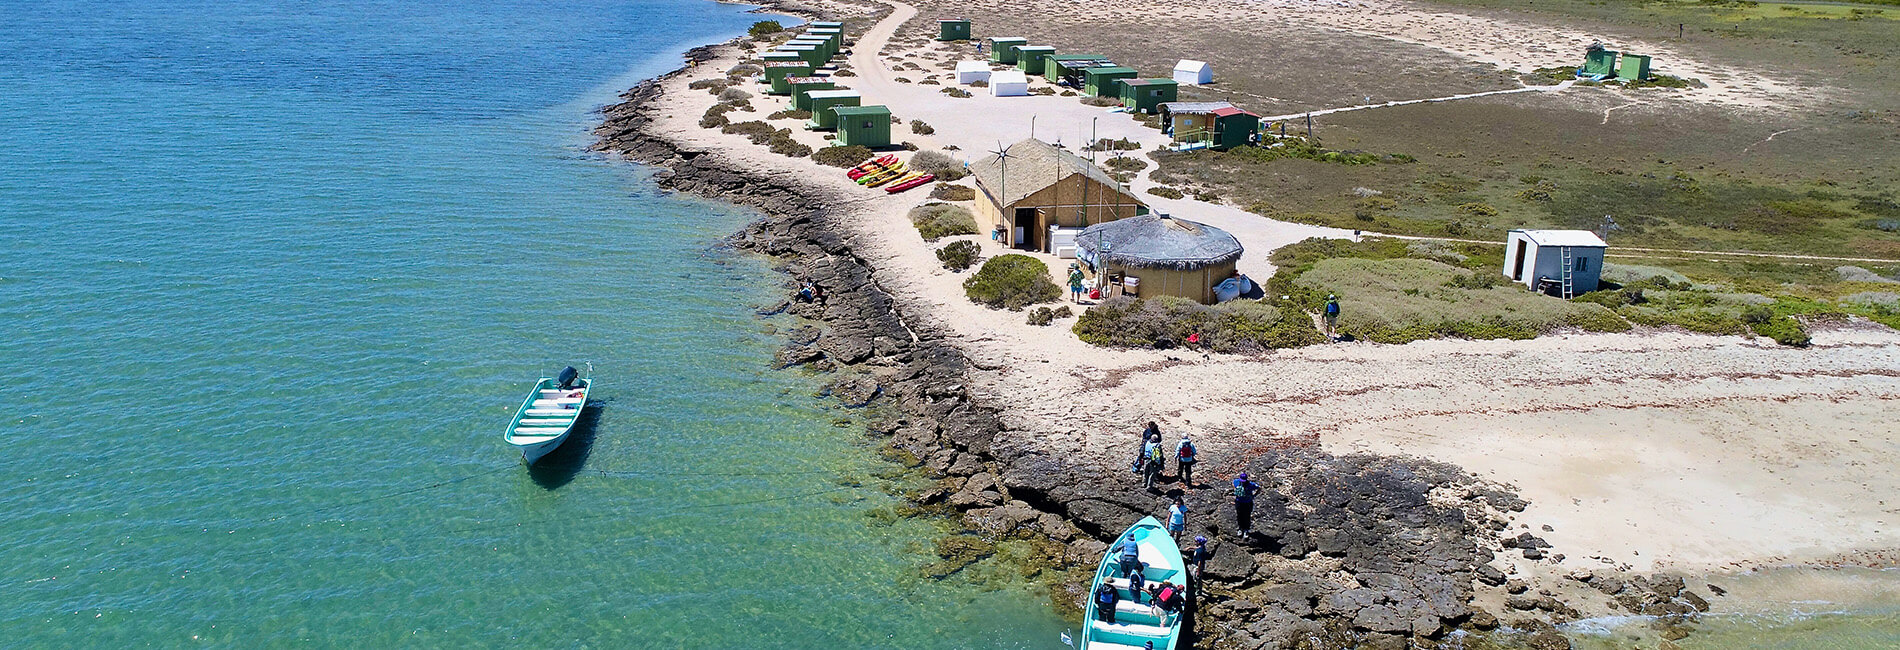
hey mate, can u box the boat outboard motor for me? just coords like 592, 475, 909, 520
556, 366, 580, 390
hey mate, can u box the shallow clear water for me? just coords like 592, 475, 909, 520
0, 0, 1065, 645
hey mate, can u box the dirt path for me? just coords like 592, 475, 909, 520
1257, 80, 1575, 122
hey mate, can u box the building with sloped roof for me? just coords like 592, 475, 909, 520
969, 139, 1146, 252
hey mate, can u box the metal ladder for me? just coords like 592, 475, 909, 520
1558, 246, 1575, 299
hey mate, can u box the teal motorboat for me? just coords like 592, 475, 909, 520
1079, 517, 1187, 650
503, 366, 590, 465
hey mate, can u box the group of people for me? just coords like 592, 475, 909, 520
1132, 422, 1197, 490
795, 280, 825, 304
1094, 531, 1192, 625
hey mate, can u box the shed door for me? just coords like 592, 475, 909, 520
1511, 240, 1528, 281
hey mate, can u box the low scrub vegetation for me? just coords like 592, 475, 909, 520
964, 254, 1060, 310
929, 183, 975, 201
767, 130, 810, 157
767, 109, 810, 120
748, 20, 782, 38
812, 145, 874, 168
908, 203, 979, 240
909, 150, 967, 181
910, 120, 935, 135
700, 103, 735, 129
1104, 157, 1148, 172
1026, 305, 1073, 326
1073, 297, 1323, 352
937, 240, 981, 271
1146, 186, 1184, 199
941, 87, 972, 98
1291, 257, 1629, 343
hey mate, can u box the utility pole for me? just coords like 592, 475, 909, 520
1305, 113, 1313, 141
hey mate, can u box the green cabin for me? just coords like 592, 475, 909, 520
765, 62, 814, 94
937, 19, 971, 41
833, 105, 892, 148
808, 28, 842, 54
787, 77, 835, 111
804, 89, 861, 130
1208, 106, 1260, 150
761, 51, 803, 64
788, 36, 833, 59
1582, 48, 1617, 76
777, 43, 825, 67
987, 37, 1027, 64
1083, 66, 1138, 97
1118, 78, 1178, 114
1015, 46, 1055, 73
1617, 54, 1651, 81
809, 21, 843, 30
1044, 54, 1109, 83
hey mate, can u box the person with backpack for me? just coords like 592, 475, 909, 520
1232, 472, 1261, 538
1094, 582, 1120, 623
1166, 496, 1187, 542
1132, 422, 1160, 475
1175, 434, 1197, 486
1113, 531, 1142, 578
1186, 536, 1210, 585
1323, 293, 1340, 339
1142, 439, 1165, 490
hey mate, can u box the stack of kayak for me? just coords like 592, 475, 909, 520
843, 155, 936, 193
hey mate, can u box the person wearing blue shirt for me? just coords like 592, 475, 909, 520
1112, 532, 1142, 577
1166, 496, 1187, 542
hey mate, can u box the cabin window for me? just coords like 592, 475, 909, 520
1575, 257, 1588, 273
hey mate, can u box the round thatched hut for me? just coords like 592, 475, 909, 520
1075, 213, 1242, 304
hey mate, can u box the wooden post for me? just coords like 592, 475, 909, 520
1305, 113, 1313, 141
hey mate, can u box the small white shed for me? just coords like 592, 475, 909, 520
989, 70, 1029, 96
1503, 229, 1607, 298
1172, 60, 1212, 85
955, 61, 991, 85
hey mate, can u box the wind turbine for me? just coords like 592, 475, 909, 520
990, 140, 1012, 246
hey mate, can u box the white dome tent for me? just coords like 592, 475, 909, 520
1172, 59, 1212, 85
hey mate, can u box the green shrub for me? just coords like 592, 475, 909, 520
1457, 202, 1499, 218
964, 254, 1060, 310
1749, 314, 1810, 346
937, 240, 981, 271
767, 130, 811, 157
689, 78, 731, 91
812, 145, 874, 168
722, 120, 776, 143
1071, 297, 1322, 352
1026, 305, 1074, 326
929, 183, 975, 201
768, 109, 812, 120
700, 103, 735, 129
1081, 96, 1121, 107
909, 150, 967, 181
1105, 157, 1148, 172
749, 20, 783, 37
942, 87, 972, 98
909, 203, 980, 240
911, 120, 935, 135
1147, 186, 1185, 199
1089, 138, 1142, 152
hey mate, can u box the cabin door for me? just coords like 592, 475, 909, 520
1014, 208, 1040, 250
1511, 240, 1528, 281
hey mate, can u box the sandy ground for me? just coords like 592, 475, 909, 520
641, 0, 1900, 609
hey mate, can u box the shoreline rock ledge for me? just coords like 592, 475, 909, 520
589, 36, 1698, 650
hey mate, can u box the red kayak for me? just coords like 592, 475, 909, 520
846, 154, 899, 180
884, 172, 936, 193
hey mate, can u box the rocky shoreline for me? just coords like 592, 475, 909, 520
589, 31, 1719, 650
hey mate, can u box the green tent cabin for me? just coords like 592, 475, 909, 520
787, 77, 835, 111
1044, 54, 1110, 84
937, 18, 971, 41
804, 89, 861, 130
833, 105, 892, 148
1617, 54, 1651, 81
1015, 46, 1055, 73
765, 62, 814, 94
987, 37, 1027, 64
1083, 66, 1138, 97
1119, 78, 1178, 114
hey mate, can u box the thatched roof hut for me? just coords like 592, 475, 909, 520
968, 138, 1144, 252
1076, 213, 1242, 303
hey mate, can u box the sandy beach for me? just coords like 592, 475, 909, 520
601, 0, 1900, 642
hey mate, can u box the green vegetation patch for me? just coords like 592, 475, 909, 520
812, 145, 875, 168
1073, 296, 1325, 352
937, 240, 981, 271
1291, 256, 1629, 343
964, 254, 1060, 310
908, 203, 980, 240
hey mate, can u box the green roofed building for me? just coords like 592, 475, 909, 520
1044, 54, 1110, 84
1582, 47, 1617, 76
804, 89, 861, 130
1015, 46, 1055, 73
765, 62, 814, 94
833, 105, 892, 147
809, 21, 843, 30
761, 51, 803, 64
938, 19, 971, 41
777, 43, 825, 66
1617, 54, 1650, 81
1119, 78, 1177, 114
1083, 66, 1137, 97
987, 37, 1027, 64
787, 77, 835, 111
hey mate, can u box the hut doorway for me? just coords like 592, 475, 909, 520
1511, 240, 1528, 281
1013, 207, 1040, 250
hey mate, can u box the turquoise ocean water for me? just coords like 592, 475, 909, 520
0, 0, 1066, 645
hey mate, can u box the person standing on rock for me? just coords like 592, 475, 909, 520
1133, 422, 1160, 475
1167, 496, 1187, 542
1175, 434, 1197, 486
1142, 438, 1165, 490
1186, 536, 1210, 585
1232, 472, 1261, 538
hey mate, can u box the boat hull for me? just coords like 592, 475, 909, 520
517, 431, 570, 465
1080, 516, 1187, 650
